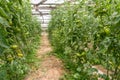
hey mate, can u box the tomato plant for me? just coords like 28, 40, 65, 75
0, 0, 41, 80
48, 0, 120, 79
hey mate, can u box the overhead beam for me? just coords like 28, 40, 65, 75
67, 0, 76, 3
31, 0, 76, 16
31, 3, 61, 5
38, 3, 61, 5
36, 0, 47, 6
32, 6, 56, 10
31, 0, 47, 11
31, 0, 76, 5
32, 13, 50, 15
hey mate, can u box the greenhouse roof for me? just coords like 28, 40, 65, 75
30, 0, 75, 30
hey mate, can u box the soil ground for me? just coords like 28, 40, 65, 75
24, 32, 64, 80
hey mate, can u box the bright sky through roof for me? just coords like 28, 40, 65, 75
31, 0, 64, 4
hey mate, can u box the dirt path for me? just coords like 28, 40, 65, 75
25, 32, 64, 80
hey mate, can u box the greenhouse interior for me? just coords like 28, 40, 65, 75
0, 0, 120, 80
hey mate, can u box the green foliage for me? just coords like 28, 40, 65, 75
49, 0, 120, 80
0, 0, 41, 79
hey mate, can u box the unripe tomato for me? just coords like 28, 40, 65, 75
7, 57, 13, 62
96, 34, 100, 38
25, 32, 29, 35
7, 55, 13, 62
104, 27, 110, 34
17, 53, 23, 57
9, 20, 12, 26
11, 45, 18, 49
16, 49, 21, 53
16, 27, 21, 32
16, 49, 23, 57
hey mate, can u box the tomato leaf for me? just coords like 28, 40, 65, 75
0, 7, 9, 19
0, 17, 10, 27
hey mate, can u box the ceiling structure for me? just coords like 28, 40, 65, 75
31, 0, 75, 30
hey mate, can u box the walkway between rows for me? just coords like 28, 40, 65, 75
25, 32, 64, 80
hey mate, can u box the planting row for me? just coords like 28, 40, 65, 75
0, 0, 41, 80
48, 0, 120, 80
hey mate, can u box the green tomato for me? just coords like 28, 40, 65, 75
97, 34, 100, 38
14, 27, 21, 32
11, 45, 18, 49
17, 53, 23, 57
9, 21, 12, 26
7, 57, 13, 62
104, 27, 110, 34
